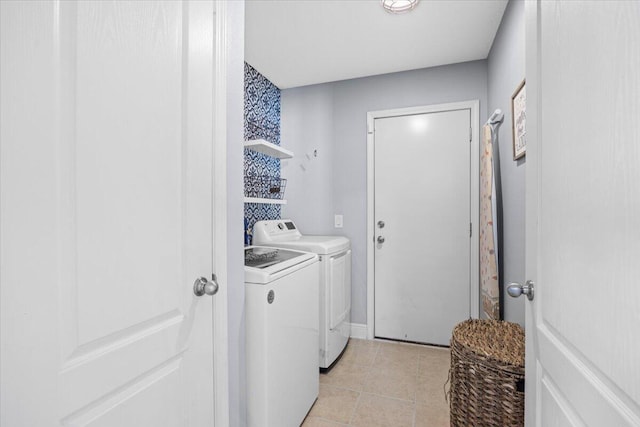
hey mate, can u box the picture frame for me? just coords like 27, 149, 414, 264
511, 79, 526, 160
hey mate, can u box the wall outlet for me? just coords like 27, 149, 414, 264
334, 214, 343, 228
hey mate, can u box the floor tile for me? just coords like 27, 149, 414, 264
414, 344, 450, 356
377, 340, 425, 357
349, 338, 380, 350
417, 348, 451, 380
310, 339, 452, 426
319, 360, 371, 391
414, 403, 450, 427
362, 369, 418, 401
373, 346, 419, 376
415, 376, 449, 410
416, 345, 451, 360
340, 340, 379, 366
308, 384, 360, 424
301, 416, 348, 426
350, 393, 415, 427
418, 361, 449, 387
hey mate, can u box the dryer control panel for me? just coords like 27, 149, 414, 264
253, 219, 302, 242
277, 221, 296, 230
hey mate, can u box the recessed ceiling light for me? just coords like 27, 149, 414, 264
381, 0, 419, 14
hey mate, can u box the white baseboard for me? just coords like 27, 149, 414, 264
349, 323, 368, 340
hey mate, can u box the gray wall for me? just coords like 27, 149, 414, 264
487, 0, 526, 326
282, 61, 488, 325
281, 85, 336, 234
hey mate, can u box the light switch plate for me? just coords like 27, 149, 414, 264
334, 214, 343, 228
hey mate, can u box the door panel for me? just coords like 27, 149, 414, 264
329, 250, 351, 329
526, 1, 640, 425
64, 363, 184, 427
374, 109, 471, 345
344, 250, 352, 327
540, 380, 577, 427
0, 1, 216, 425
70, 0, 185, 346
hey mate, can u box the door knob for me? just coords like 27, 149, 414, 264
507, 280, 534, 301
377, 220, 385, 229
377, 236, 385, 244
193, 275, 219, 297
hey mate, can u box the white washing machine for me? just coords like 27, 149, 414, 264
252, 220, 351, 369
244, 246, 319, 427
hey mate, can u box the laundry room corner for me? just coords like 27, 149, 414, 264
280, 63, 488, 330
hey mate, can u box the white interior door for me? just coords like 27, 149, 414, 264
524, 1, 640, 425
0, 1, 220, 425
373, 108, 473, 346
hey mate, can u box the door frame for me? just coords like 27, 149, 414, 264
365, 100, 480, 340
213, 1, 230, 425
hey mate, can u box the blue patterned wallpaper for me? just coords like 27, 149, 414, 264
244, 62, 282, 236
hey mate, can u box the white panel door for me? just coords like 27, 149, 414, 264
524, 1, 640, 425
374, 109, 471, 345
0, 1, 219, 426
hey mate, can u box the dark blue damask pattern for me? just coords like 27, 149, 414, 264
244, 62, 282, 234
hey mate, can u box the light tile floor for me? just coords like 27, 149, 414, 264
302, 339, 451, 427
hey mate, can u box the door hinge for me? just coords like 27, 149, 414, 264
469, 222, 472, 237
469, 127, 472, 142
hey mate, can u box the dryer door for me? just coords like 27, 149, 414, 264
328, 250, 351, 330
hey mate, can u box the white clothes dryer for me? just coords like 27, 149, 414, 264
252, 220, 351, 369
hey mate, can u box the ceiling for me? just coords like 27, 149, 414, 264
245, 0, 508, 89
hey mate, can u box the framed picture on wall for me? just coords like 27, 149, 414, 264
511, 79, 526, 160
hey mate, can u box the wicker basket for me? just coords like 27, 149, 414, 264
449, 319, 525, 427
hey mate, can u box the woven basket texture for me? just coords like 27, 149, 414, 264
449, 319, 525, 427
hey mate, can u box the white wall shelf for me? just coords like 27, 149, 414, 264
244, 197, 287, 205
244, 139, 293, 159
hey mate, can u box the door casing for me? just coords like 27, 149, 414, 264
366, 100, 480, 339
212, 2, 231, 425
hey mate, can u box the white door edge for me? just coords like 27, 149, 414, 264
213, 2, 230, 425
524, 1, 539, 424
365, 100, 480, 340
